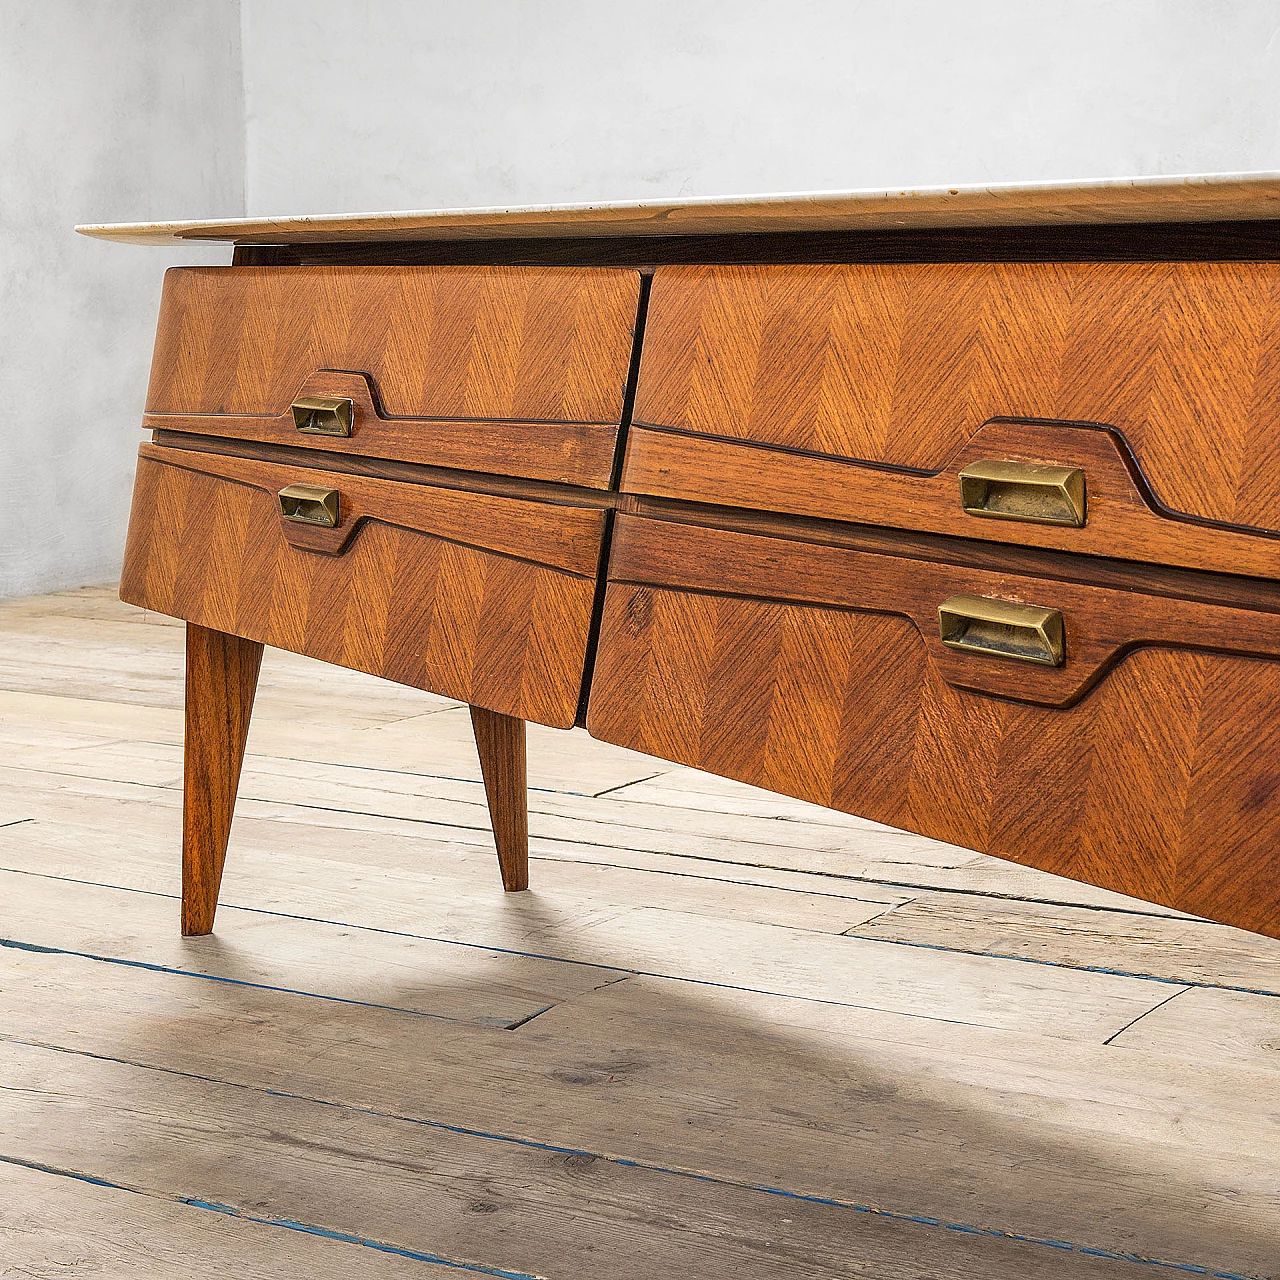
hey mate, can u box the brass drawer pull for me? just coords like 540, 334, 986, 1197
938, 594, 1065, 667
278, 483, 340, 528
958, 459, 1086, 527
291, 396, 354, 437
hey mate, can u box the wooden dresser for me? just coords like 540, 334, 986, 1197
79, 175, 1280, 941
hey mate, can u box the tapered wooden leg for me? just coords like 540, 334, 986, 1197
469, 705, 529, 891
182, 623, 264, 935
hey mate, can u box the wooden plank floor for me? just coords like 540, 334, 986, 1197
0, 586, 1277, 1279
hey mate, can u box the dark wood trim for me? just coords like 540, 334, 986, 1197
138, 441, 605, 578
147, 426, 1280, 616
574, 273, 654, 727
150, 428, 618, 511
182, 623, 263, 936
621, 495, 1280, 615
469, 706, 530, 892
232, 220, 1280, 269
603, 514, 1280, 708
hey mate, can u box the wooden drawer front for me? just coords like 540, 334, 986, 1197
120, 445, 605, 727
586, 515, 1280, 937
143, 265, 642, 488
628, 262, 1280, 576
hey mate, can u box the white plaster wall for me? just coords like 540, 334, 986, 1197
242, 0, 1280, 215
11, 1, 1280, 597
0, 1, 243, 599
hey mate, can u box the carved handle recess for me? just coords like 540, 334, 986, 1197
278, 483, 340, 528
291, 396, 354, 437
938, 594, 1065, 667
958, 459, 1086, 527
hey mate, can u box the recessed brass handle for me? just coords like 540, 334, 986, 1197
278, 483, 340, 528
938, 594, 1065, 667
958, 459, 1086, 527
291, 396, 354, 437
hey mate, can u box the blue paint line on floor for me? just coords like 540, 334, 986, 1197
842, 931, 1280, 1000
4, 860, 1276, 1004
0, 915, 991, 1033
0, 868, 1181, 1037
0, 1154, 543, 1277
0, 936, 472, 1023
185, 1201, 545, 1277
1, 1036, 1262, 1280
0, 1152, 129, 1192
0, 864, 628, 976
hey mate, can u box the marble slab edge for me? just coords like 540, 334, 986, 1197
76, 173, 1280, 246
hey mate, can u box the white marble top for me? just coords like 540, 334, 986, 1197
76, 173, 1280, 246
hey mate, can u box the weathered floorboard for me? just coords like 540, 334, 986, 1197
0, 1034, 1174, 1280
1, 953, 1275, 1277
0, 586, 1275, 1278
0, 1160, 452, 1278
0, 829, 1176, 1040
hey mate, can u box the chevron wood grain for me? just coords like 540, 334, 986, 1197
149, 369, 623, 489
144, 265, 642, 488
634, 261, 1280, 534
120, 448, 601, 730
620, 420, 1280, 581
586, 516, 1280, 939
131, 443, 607, 572
601, 514, 1280, 706
103, 237, 1280, 944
